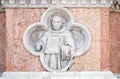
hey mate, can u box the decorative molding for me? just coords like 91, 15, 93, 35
114, 73, 120, 79
110, 0, 120, 12
0, 71, 117, 79
1, 0, 113, 8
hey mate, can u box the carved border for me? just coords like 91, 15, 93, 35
1, 0, 113, 8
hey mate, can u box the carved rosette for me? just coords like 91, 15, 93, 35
23, 7, 91, 72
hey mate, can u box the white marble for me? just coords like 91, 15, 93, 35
61, 0, 67, 5
1, 0, 113, 8
19, 0, 26, 4
114, 73, 120, 79
23, 7, 91, 72
30, 0, 36, 4
0, 71, 117, 79
41, 7, 74, 30
39, 15, 75, 71
9, 0, 14, 4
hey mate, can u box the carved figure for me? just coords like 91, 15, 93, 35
23, 7, 91, 72
35, 15, 74, 70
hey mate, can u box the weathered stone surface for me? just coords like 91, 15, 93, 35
5, 8, 46, 71
1, 3, 120, 73
109, 12, 120, 73
100, 8, 110, 71
70, 8, 105, 71
0, 12, 6, 72
5, 8, 111, 71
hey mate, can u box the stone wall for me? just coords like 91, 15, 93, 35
5, 8, 46, 71
100, 8, 110, 71
109, 12, 120, 73
0, 0, 119, 72
5, 8, 111, 71
0, 11, 6, 72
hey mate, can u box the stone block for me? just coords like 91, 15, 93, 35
0, 71, 117, 79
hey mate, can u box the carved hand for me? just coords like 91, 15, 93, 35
35, 42, 43, 52
61, 45, 71, 60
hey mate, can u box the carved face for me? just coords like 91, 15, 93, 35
52, 16, 62, 30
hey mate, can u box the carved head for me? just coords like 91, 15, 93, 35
51, 15, 63, 30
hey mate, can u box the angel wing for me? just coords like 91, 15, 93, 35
70, 23, 91, 56
23, 22, 47, 56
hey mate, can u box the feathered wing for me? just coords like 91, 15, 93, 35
70, 23, 91, 56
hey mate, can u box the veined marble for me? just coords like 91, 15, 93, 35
23, 7, 91, 72
1, 0, 113, 8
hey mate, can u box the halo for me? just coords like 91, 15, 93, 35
41, 7, 74, 30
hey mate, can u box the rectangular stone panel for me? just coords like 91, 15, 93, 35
1, 72, 117, 79
109, 12, 120, 72
36, 0, 41, 4
80, 0, 87, 4
30, 0, 36, 4
52, 0, 57, 4
20, 0, 26, 4
41, 0, 47, 4
9, 0, 15, 4
70, 0, 77, 5
25, 0, 30, 4
91, 0, 97, 4
0, 12, 5, 72
61, 0, 67, 5
14, 0, 20, 4
86, 0, 91, 5
100, 0, 107, 4
1, 0, 113, 8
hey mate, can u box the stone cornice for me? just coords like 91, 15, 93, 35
1, 0, 113, 8
1, 0, 120, 12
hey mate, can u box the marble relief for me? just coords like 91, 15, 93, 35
23, 7, 91, 72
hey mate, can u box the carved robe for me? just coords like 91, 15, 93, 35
40, 30, 74, 70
